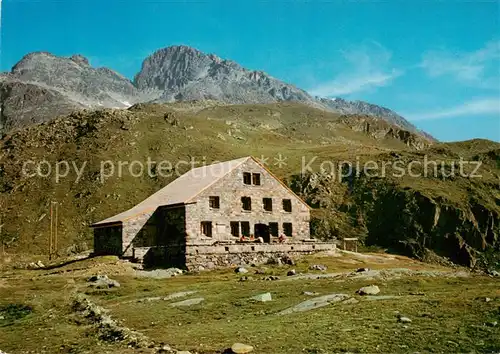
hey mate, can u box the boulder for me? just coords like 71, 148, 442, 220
287, 269, 296, 276
398, 315, 412, 323
239, 276, 254, 282
303, 291, 320, 296
235, 267, 248, 274
251, 292, 272, 302
231, 343, 254, 353
279, 293, 349, 315
356, 285, 380, 295
88, 275, 120, 289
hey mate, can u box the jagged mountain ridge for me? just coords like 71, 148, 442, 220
134, 46, 319, 105
1, 45, 424, 137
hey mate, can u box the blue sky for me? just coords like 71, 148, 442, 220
1, 0, 499, 142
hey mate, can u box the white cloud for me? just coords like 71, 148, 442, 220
309, 70, 401, 97
308, 42, 402, 97
406, 98, 500, 121
420, 40, 500, 88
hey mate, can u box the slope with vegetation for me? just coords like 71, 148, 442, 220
0, 102, 498, 269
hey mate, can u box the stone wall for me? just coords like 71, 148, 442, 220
93, 225, 122, 255
122, 211, 154, 257
185, 158, 311, 244
184, 241, 336, 270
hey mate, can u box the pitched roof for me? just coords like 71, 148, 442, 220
91, 156, 249, 226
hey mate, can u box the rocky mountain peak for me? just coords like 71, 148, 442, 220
134, 45, 315, 104
70, 54, 90, 67
2, 45, 430, 140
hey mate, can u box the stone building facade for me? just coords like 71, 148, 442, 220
91, 156, 335, 269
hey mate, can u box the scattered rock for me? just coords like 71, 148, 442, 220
72, 294, 152, 348
409, 291, 425, 296
231, 342, 254, 353
486, 321, 498, 327
135, 268, 184, 279
170, 298, 204, 307
309, 264, 327, 271
239, 276, 254, 282
303, 291, 320, 296
266, 257, 282, 266
254, 269, 266, 275
281, 255, 295, 266
278, 293, 349, 315
87, 275, 120, 289
287, 269, 296, 276
487, 270, 500, 277
156, 343, 172, 353
356, 285, 380, 295
27, 260, 45, 270
397, 315, 412, 323
342, 298, 359, 305
235, 267, 248, 274
356, 267, 370, 272
251, 292, 272, 302
485, 297, 492, 303
262, 275, 280, 281
419, 312, 434, 318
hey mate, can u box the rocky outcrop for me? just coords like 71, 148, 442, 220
339, 114, 433, 150
319, 97, 423, 136
0, 52, 139, 135
0, 79, 83, 135
291, 146, 500, 268
10, 52, 138, 107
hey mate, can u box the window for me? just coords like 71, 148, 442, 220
283, 199, 292, 212
209, 196, 220, 209
243, 172, 261, 185
243, 172, 252, 185
230, 221, 239, 237
241, 222, 250, 236
263, 198, 273, 211
201, 221, 212, 237
283, 223, 293, 237
269, 222, 279, 237
241, 196, 252, 211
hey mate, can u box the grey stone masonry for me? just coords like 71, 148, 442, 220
122, 211, 154, 257
185, 242, 337, 270
185, 158, 310, 244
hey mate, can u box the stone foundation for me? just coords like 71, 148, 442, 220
133, 241, 337, 270
185, 241, 336, 270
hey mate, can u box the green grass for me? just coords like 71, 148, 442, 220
1, 254, 499, 353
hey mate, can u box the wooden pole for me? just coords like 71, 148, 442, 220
54, 202, 58, 258
49, 202, 53, 260
0, 200, 3, 257
0, 203, 3, 257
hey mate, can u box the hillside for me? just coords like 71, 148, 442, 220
1, 46, 423, 137
0, 102, 498, 268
